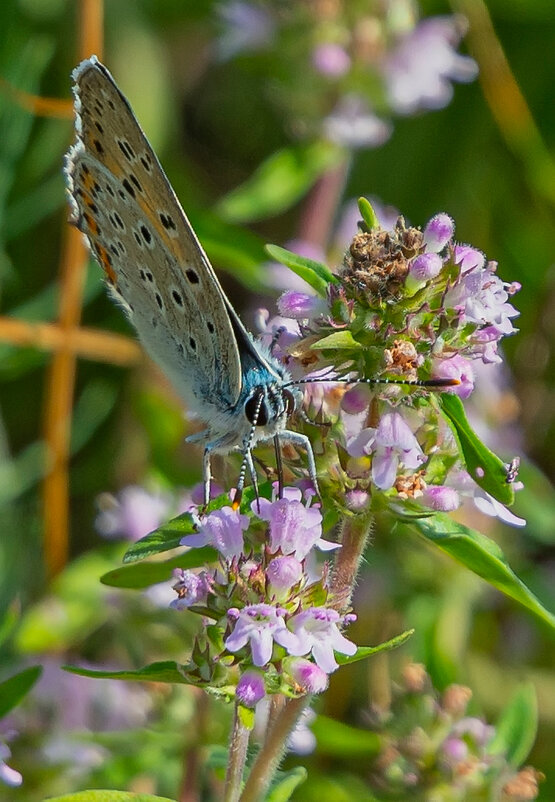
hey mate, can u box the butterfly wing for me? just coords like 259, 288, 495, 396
65, 56, 243, 412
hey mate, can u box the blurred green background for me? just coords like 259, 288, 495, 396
0, 0, 554, 799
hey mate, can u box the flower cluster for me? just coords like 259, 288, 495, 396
171, 485, 356, 703
268, 205, 523, 523
215, 1, 477, 148
368, 663, 542, 799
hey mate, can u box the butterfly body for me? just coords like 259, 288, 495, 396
65, 56, 312, 500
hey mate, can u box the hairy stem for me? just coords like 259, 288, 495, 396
224, 700, 252, 802
239, 695, 309, 802
329, 515, 374, 613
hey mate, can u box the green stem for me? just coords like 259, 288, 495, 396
239, 695, 310, 802
329, 514, 374, 612
224, 700, 251, 802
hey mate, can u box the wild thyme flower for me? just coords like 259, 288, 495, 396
0, 744, 22, 788
285, 608, 357, 673
225, 604, 301, 667
182, 506, 249, 561
236, 670, 266, 707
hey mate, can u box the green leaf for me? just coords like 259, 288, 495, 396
312, 330, 363, 350
357, 197, 379, 230
265, 244, 332, 296
123, 512, 198, 563
487, 683, 538, 767
44, 792, 177, 802
439, 394, 514, 505
100, 547, 218, 589
311, 715, 381, 757
336, 629, 414, 666
408, 514, 555, 630
238, 704, 255, 730
216, 141, 344, 223
0, 665, 42, 719
267, 768, 308, 802
63, 661, 190, 685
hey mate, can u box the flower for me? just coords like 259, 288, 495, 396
423, 213, 455, 252
285, 657, 329, 694
382, 17, 478, 115
225, 604, 301, 666
423, 486, 460, 512
277, 290, 326, 320
266, 556, 304, 595
323, 95, 392, 149
216, 2, 274, 60
236, 670, 266, 707
432, 354, 475, 399
95, 485, 172, 541
170, 569, 213, 610
286, 607, 357, 673
312, 43, 351, 77
408, 252, 443, 282
0, 744, 22, 788
252, 486, 337, 560
182, 506, 249, 560
347, 411, 427, 490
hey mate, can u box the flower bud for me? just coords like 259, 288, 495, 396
423, 213, 454, 252
423, 485, 460, 512
286, 657, 329, 694
312, 43, 351, 77
432, 355, 474, 399
408, 252, 442, 281
341, 384, 371, 414
236, 670, 266, 707
266, 556, 303, 596
277, 290, 325, 320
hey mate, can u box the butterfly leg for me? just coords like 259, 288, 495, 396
278, 430, 321, 500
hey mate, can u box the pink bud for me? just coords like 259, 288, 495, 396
277, 290, 325, 320
341, 384, 371, 414
286, 657, 329, 694
266, 556, 303, 593
409, 252, 443, 281
236, 670, 266, 707
423, 213, 454, 252
432, 355, 474, 399
423, 486, 460, 512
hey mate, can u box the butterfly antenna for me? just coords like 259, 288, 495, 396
283, 375, 460, 390
232, 391, 265, 511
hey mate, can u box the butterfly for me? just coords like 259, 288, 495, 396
65, 56, 317, 505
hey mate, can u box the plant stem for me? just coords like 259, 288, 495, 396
329, 515, 374, 613
224, 700, 251, 802
239, 695, 309, 802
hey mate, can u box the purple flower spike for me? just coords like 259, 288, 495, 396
277, 290, 325, 320
225, 604, 302, 666
423, 213, 455, 252
312, 43, 351, 77
286, 657, 329, 693
253, 488, 337, 560
236, 670, 266, 707
266, 555, 303, 594
409, 252, 443, 282
286, 607, 357, 673
423, 486, 460, 512
182, 506, 249, 561
432, 354, 475, 398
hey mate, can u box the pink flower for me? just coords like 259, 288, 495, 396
382, 17, 478, 115
95, 485, 171, 541
182, 506, 249, 561
170, 569, 213, 610
312, 43, 351, 77
285, 657, 329, 693
423, 213, 455, 252
277, 290, 326, 320
236, 670, 266, 707
266, 555, 304, 595
347, 411, 426, 490
285, 608, 357, 673
423, 486, 460, 512
253, 486, 338, 559
323, 95, 392, 149
225, 604, 302, 666
432, 354, 475, 398
0, 744, 22, 788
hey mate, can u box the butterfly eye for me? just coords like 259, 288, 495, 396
283, 389, 296, 416
245, 391, 269, 426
